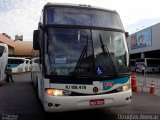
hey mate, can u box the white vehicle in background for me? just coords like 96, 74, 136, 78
25, 58, 30, 72
136, 58, 160, 73
31, 57, 40, 86
32, 3, 131, 112
29, 59, 31, 71
8, 57, 26, 73
0, 43, 8, 81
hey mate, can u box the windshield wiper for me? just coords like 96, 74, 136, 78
99, 34, 118, 76
73, 36, 89, 75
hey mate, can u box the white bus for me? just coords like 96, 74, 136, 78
136, 58, 160, 73
32, 3, 132, 112
0, 43, 8, 81
25, 58, 30, 72
8, 57, 26, 73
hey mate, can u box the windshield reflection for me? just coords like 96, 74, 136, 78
44, 28, 129, 77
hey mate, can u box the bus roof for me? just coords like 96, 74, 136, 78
8, 57, 26, 60
44, 2, 117, 14
41, 2, 124, 30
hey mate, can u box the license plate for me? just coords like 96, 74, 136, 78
90, 99, 105, 106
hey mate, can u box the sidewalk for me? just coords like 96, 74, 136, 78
136, 73, 160, 96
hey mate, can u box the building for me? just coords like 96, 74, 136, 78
127, 22, 160, 59
13, 40, 33, 57
0, 33, 15, 55
0, 34, 34, 57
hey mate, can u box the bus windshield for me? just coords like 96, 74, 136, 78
8, 58, 25, 68
44, 28, 129, 77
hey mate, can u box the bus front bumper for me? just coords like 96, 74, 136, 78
43, 89, 132, 113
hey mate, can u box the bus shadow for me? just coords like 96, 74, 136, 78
45, 108, 117, 120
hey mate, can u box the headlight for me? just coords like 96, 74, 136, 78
116, 84, 131, 92
45, 88, 71, 96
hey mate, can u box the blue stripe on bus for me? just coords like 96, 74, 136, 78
8, 64, 19, 68
50, 77, 129, 85
102, 77, 129, 90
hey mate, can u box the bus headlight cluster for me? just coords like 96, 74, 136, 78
116, 84, 131, 92
45, 88, 71, 96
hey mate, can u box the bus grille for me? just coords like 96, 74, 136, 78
69, 89, 118, 96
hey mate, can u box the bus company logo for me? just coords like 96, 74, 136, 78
93, 87, 99, 93
103, 82, 114, 87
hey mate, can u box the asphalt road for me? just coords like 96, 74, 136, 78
0, 72, 160, 120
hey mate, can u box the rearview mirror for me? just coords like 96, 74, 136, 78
125, 32, 129, 39
33, 30, 40, 50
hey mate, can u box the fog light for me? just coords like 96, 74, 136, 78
48, 103, 53, 107
125, 97, 129, 101
55, 104, 60, 107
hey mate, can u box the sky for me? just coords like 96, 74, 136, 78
0, 0, 160, 41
